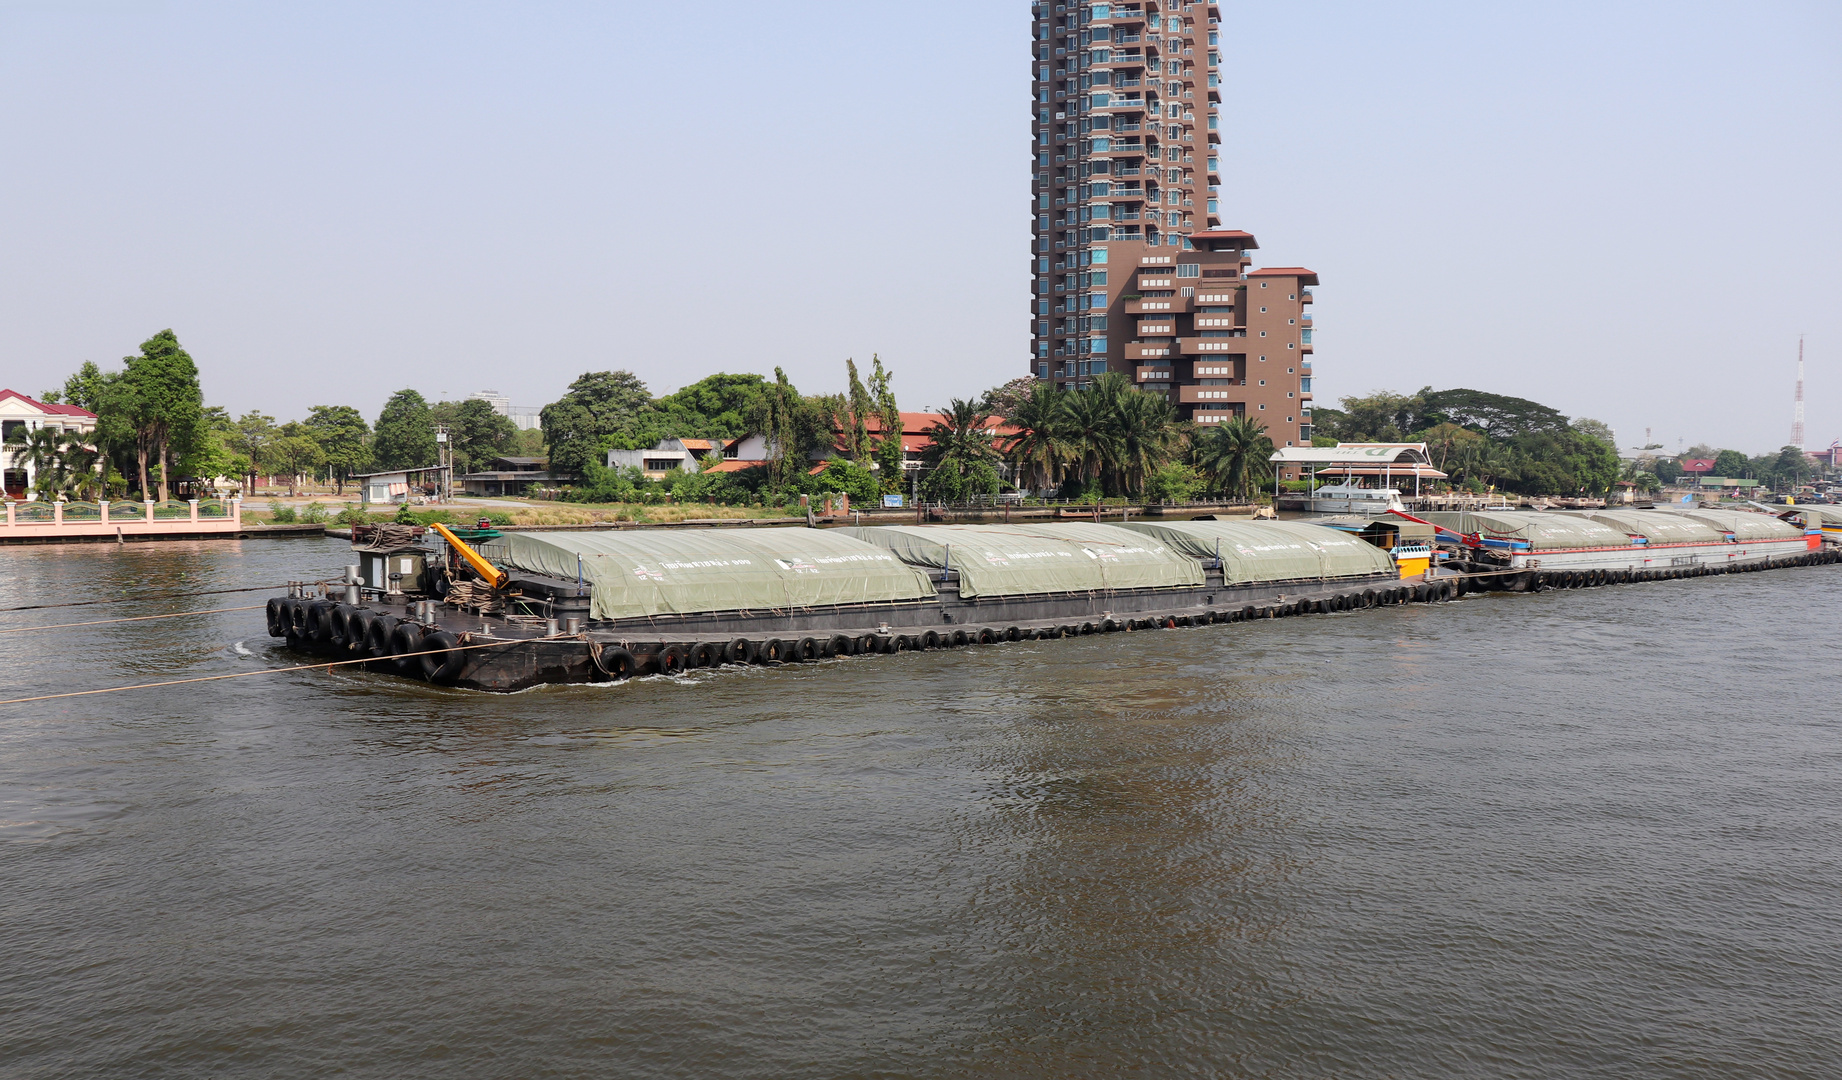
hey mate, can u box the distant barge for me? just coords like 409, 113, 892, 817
265, 510, 1837, 691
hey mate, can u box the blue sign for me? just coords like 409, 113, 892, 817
882, 494, 905, 508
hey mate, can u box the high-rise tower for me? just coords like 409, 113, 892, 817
1029, 2, 1315, 449
1793, 336, 1806, 451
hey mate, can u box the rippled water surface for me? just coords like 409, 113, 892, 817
2, 538, 1839, 1078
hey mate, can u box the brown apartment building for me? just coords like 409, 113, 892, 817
1030, 1, 1316, 456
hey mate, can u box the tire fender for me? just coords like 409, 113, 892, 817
419, 630, 465, 682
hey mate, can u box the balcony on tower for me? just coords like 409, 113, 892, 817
1124, 342, 1175, 361
1125, 296, 1191, 314
1178, 385, 1243, 405
1178, 335, 1246, 355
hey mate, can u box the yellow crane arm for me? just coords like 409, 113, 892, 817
430, 522, 510, 590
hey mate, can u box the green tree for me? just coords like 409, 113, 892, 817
181, 406, 245, 491
814, 457, 880, 506
540, 371, 654, 476
373, 389, 437, 471
1143, 462, 1202, 503
842, 359, 874, 463
268, 430, 326, 497
1335, 389, 1428, 442
1421, 388, 1568, 438
997, 380, 1069, 494
228, 412, 278, 493
4, 426, 83, 499
918, 398, 999, 500
753, 368, 826, 490
115, 330, 206, 501
1712, 449, 1750, 478
868, 356, 904, 485
1765, 445, 1808, 491
1574, 418, 1616, 448
654, 373, 769, 440
1422, 421, 1484, 475
40, 361, 110, 412
304, 405, 372, 494
1061, 387, 1119, 493
1107, 379, 1182, 496
430, 399, 515, 473
1193, 416, 1273, 500
1306, 405, 1348, 440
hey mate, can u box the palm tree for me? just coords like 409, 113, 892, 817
1193, 416, 1273, 500
1110, 388, 1182, 496
997, 381, 1069, 494
920, 398, 999, 481
3, 425, 96, 499
1060, 388, 1119, 494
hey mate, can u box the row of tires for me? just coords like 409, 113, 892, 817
589, 581, 1459, 680
1512, 549, 1839, 591
266, 597, 467, 682
268, 580, 1460, 685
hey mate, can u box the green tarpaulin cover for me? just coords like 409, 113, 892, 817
1117, 520, 1397, 582
1583, 510, 1724, 544
1421, 511, 1629, 550
478, 528, 936, 621
1676, 508, 1803, 540
835, 523, 1203, 598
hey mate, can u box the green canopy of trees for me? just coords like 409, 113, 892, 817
540, 371, 655, 475
1316, 386, 1620, 496
305, 405, 372, 493
372, 389, 437, 471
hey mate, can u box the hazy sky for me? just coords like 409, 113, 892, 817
2, 1, 1837, 454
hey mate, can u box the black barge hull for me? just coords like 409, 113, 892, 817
267, 566, 1424, 691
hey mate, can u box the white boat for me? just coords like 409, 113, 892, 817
1293, 484, 1406, 515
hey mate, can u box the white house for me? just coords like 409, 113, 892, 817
607, 436, 767, 480
1, 389, 99, 499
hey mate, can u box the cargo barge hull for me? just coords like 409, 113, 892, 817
267, 564, 1423, 692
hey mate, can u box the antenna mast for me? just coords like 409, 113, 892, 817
1793, 336, 1806, 451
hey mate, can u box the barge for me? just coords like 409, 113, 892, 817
1424, 507, 1826, 589
264, 519, 1420, 690
263, 509, 1838, 691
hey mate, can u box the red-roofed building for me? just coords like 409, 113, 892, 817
1, 389, 99, 498
858, 412, 1021, 471
1681, 458, 1717, 474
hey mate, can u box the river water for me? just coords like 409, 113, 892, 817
1, 537, 1838, 1078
